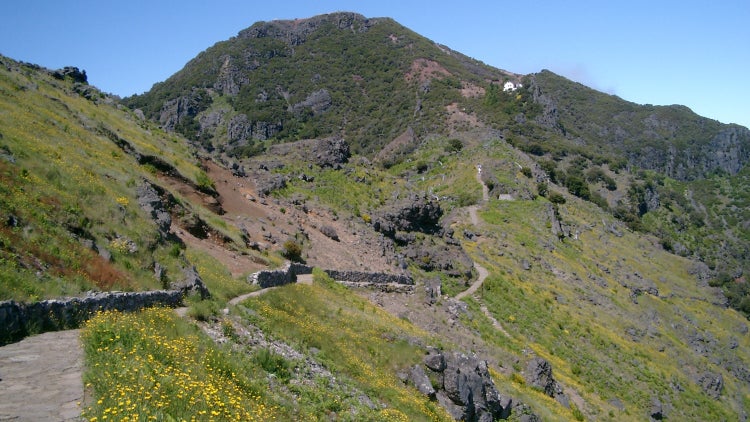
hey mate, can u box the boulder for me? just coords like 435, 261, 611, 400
524, 357, 568, 406
373, 194, 442, 238
409, 365, 436, 398
170, 266, 210, 299
422, 349, 511, 421
650, 397, 664, 420
698, 372, 724, 399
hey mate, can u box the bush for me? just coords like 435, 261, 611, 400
445, 138, 463, 153
521, 166, 533, 178
537, 182, 549, 197
281, 239, 303, 261
253, 348, 292, 381
548, 191, 566, 204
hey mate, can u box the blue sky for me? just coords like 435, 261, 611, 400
2, 0, 748, 128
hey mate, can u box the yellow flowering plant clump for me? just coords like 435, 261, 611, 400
80, 308, 281, 421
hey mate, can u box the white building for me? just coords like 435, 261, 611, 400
503, 81, 522, 92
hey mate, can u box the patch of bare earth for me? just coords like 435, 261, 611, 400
460, 82, 485, 98
179, 161, 397, 275
405, 58, 452, 84
446, 102, 485, 132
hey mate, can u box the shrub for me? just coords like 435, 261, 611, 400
281, 240, 303, 261
548, 191, 566, 204
445, 138, 463, 153
521, 166, 533, 178
195, 170, 215, 193
537, 182, 549, 197
253, 348, 292, 381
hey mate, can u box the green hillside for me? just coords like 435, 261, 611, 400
1, 11, 750, 421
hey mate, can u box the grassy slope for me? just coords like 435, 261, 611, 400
260, 130, 750, 419
0, 57, 208, 300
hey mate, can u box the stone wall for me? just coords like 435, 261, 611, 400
249, 262, 413, 288
0, 265, 208, 345
0, 290, 182, 345
249, 262, 313, 288
323, 269, 413, 285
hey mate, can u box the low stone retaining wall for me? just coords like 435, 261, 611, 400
323, 269, 413, 285
250, 262, 314, 288
0, 266, 208, 345
249, 262, 413, 288
0, 290, 182, 345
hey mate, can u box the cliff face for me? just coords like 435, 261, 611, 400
530, 70, 750, 181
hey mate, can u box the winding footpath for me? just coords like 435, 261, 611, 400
454, 165, 511, 338
457, 164, 491, 301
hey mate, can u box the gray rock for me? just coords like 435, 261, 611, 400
291, 89, 332, 115
426, 350, 511, 421
650, 397, 664, 420
424, 278, 442, 305
255, 174, 288, 196
525, 357, 568, 406
170, 266, 210, 299
136, 181, 172, 239
424, 349, 446, 372
699, 372, 724, 399
409, 365, 436, 398
373, 194, 442, 238
318, 225, 339, 241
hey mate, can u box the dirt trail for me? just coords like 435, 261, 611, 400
455, 262, 489, 300
0, 330, 84, 421
458, 165, 491, 300
456, 165, 512, 337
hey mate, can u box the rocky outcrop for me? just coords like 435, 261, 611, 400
698, 372, 724, 399
291, 89, 332, 115
266, 137, 350, 169
373, 194, 443, 238
158, 89, 212, 132
214, 55, 250, 96
524, 357, 569, 407
254, 173, 288, 196
237, 12, 377, 45
528, 74, 564, 134
633, 125, 750, 181
136, 181, 172, 239
51, 66, 87, 84
169, 266, 210, 299
411, 349, 513, 421
226, 114, 281, 143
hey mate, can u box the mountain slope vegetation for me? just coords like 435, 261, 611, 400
2, 11, 750, 421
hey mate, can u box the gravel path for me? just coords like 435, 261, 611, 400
0, 329, 84, 421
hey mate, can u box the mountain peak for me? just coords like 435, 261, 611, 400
237, 12, 380, 43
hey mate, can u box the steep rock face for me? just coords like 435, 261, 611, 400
226, 114, 281, 143
532, 70, 750, 181
628, 125, 750, 181
411, 349, 514, 422
158, 89, 212, 133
